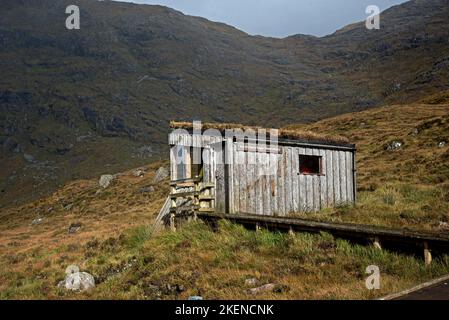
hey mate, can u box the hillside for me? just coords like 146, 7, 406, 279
1, 96, 448, 299
1, 0, 449, 207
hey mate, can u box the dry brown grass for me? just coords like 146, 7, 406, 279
170, 121, 351, 145
1, 99, 449, 300
285, 101, 449, 230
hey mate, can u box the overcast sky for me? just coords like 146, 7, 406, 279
121, 0, 408, 37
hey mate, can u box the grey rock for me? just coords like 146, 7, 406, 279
23, 153, 35, 163
386, 140, 402, 151
59, 270, 95, 291
31, 217, 44, 225
438, 141, 446, 148
68, 223, 82, 234
438, 221, 449, 230
139, 186, 155, 193
153, 167, 169, 183
133, 168, 146, 177
247, 283, 276, 295
244, 278, 259, 286
99, 174, 114, 189
188, 296, 203, 300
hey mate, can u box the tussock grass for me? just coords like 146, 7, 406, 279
2, 219, 448, 300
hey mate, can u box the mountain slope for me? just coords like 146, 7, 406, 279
1, 0, 449, 207
1, 96, 449, 299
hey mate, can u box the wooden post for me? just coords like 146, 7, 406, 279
256, 223, 261, 232
424, 241, 432, 266
373, 237, 382, 250
288, 227, 295, 236
170, 213, 176, 232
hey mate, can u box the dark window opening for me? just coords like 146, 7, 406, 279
191, 147, 204, 178
299, 155, 322, 175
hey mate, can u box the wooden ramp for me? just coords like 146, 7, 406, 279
196, 212, 449, 264
152, 196, 171, 234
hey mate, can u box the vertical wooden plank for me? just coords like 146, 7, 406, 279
326, 150, 334, 207
269, 151, 278, 215
248, 150, 257, 215
319, 149, 327, 209
225, 140, 233, 213
284, 147, 293, 214
277, 147, 286, 216
333, 150, 341, 206
263, 152, 271, 216
185, 146, 192, 179
258, 151, 265, 215
340, 151, 347, 204
298, 147, 306, 212
291, 147, 299, 213
170, 146, 176, 181
312, 148, 321, 211
345, 151, 353, 203
232, 144, 240, 213
215, 146, 226, 213
203, 147, 210, 183
240, 150, 247, 213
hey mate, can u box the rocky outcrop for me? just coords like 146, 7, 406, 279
99, 174, 114, 189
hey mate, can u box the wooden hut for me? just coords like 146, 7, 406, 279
168, 121, 356, 218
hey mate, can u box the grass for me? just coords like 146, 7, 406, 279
293, 182, 449, 230
1, 100, 449, 299
1, 220, 448, 300
286, 101, 449, 231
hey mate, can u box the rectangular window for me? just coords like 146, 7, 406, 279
299, 155, 322, 175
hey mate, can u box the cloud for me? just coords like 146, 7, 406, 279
120, 0, 408, 37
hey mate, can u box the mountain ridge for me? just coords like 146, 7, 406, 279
1, 0, 449, 207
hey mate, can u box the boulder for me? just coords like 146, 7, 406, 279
68, 223, 82, 234
58, 266, 95, 291
386, 140, 402, 151
438, 141, 446, 148
153, 167, 169, 183
31, 217, 44, 225
139, 186, 155, 193
99, 174, 114, 189
244, 278, 259, 286
23, 153, 35, 163
247, 283, 276, 295
133, 168, 146, 177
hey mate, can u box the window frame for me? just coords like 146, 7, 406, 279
298, 154, 324, 176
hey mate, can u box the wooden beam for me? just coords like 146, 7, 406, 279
373, 237, 382, 250
424, 241, 432, 266
195, 212, 449, 252
169, 213, 176, 232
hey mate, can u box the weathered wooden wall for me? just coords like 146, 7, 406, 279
169, 131, 356, 215
228, 143, 355, 215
